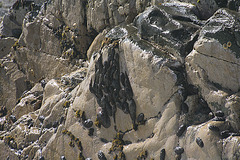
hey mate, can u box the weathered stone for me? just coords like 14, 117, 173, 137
133, 4, 200, 57
13, 47, 79, 83
0, 141, 18, 159
0, 37, 17, 58
0, 58, 28, 111
183, 121, 223, 159
222, 136, 240, 159
185, 9, 240, 132
0, 5, 27, 37
12, 92, 42, 119
1, 1, 240, 160
87, 29, 108, 60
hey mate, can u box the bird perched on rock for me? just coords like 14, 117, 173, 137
40, 79, 46, 89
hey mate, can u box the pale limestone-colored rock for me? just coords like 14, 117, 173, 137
14, 47, 78, 82
87, 29, 108, 60
43, 0, 93, 56
225, 93, 240, 131
38, 128, 54, 144
185, 37, 240, 131
189, 38, 240, 92
87, 0, 109, 32
0, 7, 28, 37
12, 83, 43, 119
39, 18, 62, 56
120, 39, 178, 119
29, 83, 44, 93
22, 143, 41, 160
21, 18, 41, 50
50, 0, 85, 29
0, 141, 18, 159
123, 94, 180, 159
10, 123, 29, 148
181, 121, 223, 160
43, 79, 62, 102
12, 94, 37, 120
38, 94, 66, 129
39, 26, 181, 159
87, 0, 149, 32
43, 98, 65, 128
67, 36, 178, 143
178, 0, 219, 19
43, 14, 62, 29
25, 127, 40, 143
3, 2, 240, 160
0, 58, 27, 111
42, 124, 105, 160
222, 136, 240, 159
0, 37, 17, 58
60, 68, 87, 88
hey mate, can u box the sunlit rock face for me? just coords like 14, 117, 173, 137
0, 0, 240, 159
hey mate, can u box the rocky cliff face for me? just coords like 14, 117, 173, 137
0, 0, 240, 160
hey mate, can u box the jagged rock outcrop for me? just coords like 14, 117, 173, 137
0, 0, 240, 160
186, 8, 240, 131
0, 37, 17, 58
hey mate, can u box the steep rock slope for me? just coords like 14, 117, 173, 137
0, 0, 240, 160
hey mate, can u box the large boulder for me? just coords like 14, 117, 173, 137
186, 8, 240, 131
133, 4, 201, 58
0, 0, 46, 38
0, 56, 28, 111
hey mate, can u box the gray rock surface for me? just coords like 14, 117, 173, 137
0, 0, 240, 160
